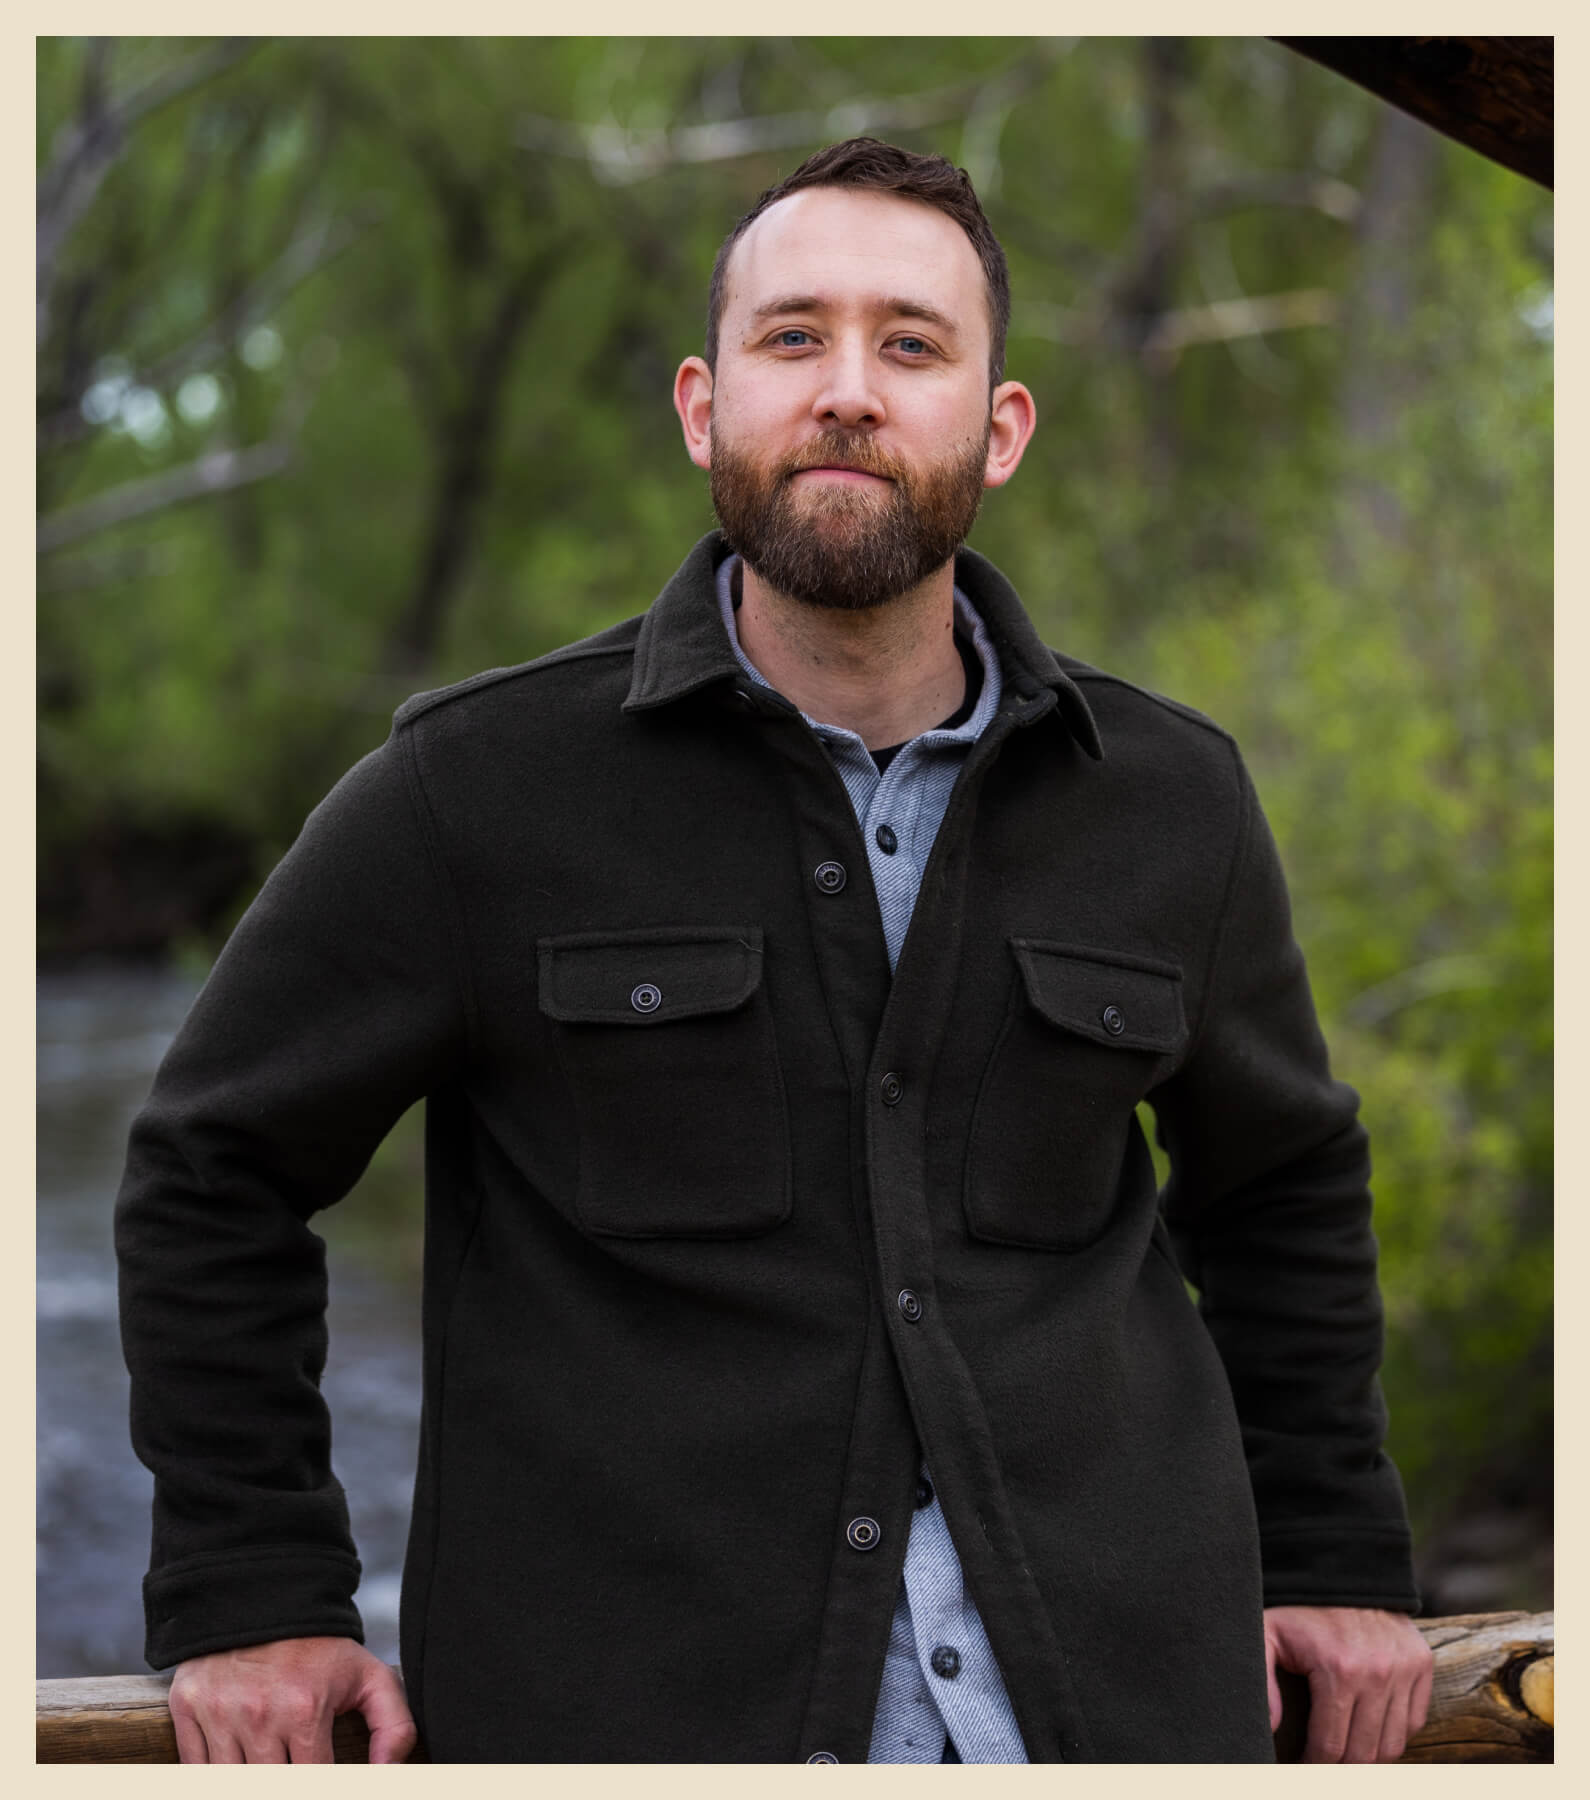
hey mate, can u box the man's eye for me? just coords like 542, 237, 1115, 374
894, 336, 930, 356
774, 330, 813, 348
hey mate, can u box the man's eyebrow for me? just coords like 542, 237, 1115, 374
748, 294, 825, 324
746, 294, 961, 335
881, 297, 960, 336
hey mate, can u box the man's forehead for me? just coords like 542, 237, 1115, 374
724, 187, 984, 328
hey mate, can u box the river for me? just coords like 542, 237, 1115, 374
37, 964, 422, 1678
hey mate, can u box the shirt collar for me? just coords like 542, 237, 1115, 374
623, 530, 1103, 762
711, 551, 1004, 751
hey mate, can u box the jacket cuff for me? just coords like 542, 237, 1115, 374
1258, 1520, 1421, 1614
143, 1546, 364, 1670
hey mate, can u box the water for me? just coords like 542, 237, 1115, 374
37, 965, 422, 1678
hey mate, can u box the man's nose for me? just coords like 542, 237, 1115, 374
811, 338, 886, 430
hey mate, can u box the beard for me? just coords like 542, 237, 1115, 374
708, 420, 991, 612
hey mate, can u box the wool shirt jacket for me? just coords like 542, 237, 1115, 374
115, 531, 1419, 1763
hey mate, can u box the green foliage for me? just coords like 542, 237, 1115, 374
37, 37, 1551, 1546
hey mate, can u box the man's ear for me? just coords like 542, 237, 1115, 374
983, 380, 1037, 489
674, 357, 714, 472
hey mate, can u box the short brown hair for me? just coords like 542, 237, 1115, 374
705, 137, 1011, 386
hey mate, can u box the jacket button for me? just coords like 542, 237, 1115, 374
813, 860, 847, 894
915, 1476, 934, 1509
1102, 1004, 1125, 1035
930, 1645, 962, 1680
897, 1288, 923, 1323
875, 824, 898, 855
630, 983, 662, 1013
806, 1752, 839, 1764
880, 1072, 903, 1106
846, 1515, 881, 1552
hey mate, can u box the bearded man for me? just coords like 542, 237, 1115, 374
117, 138, 1433, 1765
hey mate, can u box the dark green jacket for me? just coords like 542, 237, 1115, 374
116, 532, 1417, 1762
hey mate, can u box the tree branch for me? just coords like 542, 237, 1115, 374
1017, 288, 1338, 360
514, 49, 1064, 184
38, 204, 379, 455
36, 439, 292, 557
384, 250, 561, 676
38, 38, 259, 349
1189, 171, 1361, 224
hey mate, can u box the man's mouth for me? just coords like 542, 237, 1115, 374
791, 464, 893, 484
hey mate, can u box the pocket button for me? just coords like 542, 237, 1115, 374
630, 983, 662, 1013
1101, 1004, 1125, 1035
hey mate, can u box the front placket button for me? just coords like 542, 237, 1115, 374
806, 1752, 839, 1764
897, 1289, 923, 1323
814, 860, 847, 894
930, 1645, 962, 1680
846, 1516, 881, 1552
880, 1072, 903, 1106
875, 824, 898, 855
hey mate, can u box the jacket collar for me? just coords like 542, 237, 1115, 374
624, 530, 1103, 761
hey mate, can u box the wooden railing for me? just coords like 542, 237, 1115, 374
37, 1611, 1552, 1763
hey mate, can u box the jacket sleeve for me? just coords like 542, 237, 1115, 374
115, 722, 470, 1669
1151, 745, 1420, 1614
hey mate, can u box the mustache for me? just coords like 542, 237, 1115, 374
781, 432, 906, 483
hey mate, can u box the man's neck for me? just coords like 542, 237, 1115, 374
735, 558, 966, 751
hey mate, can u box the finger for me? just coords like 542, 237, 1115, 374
239, 1733, 290, 1764
199, 1724, 248, 1765
170, 1708, 210, 1765
1302, 1678, 1353, 1764
1377, 1679, 1412, 1763
286, 1712, 336, 1764
357, 1664, 418, 1765
1342, 1679, 1391, 1765
1264, 1633, 1282, 1733
274, 1686, 335, 1765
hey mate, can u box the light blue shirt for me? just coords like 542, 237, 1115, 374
716, 554, 1029, 1764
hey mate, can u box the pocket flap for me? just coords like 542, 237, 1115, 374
537, 926, 764, 1025
1010, 940, 1187, 1054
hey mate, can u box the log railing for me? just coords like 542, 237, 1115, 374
1272, 1611, 1552, 1763
37, 1610, 1552, 1764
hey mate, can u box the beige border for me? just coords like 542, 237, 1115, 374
25, 12, 1569, 1796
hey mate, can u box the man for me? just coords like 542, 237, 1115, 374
117, 138, 1433, 1764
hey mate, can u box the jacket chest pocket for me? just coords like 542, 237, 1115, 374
963, 940, 1188, 1251
536, 925, 791, 1239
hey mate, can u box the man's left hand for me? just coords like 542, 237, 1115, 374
1264, 1605, 1434, 1762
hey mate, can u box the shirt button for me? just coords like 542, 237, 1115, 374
806, 1752, 839, 1764
880, 1072, 903, 1106
930, 1645, 962, 1680
915, 1476, 934, 1509
630, 983, 662, 1014
1102, 1004, 1125, 1035
813, 860, 847, 894
846, 1515, 881, 1552
896, 1288, 923, 1323
875, 824, 898, 855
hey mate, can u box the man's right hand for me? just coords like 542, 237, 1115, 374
167, 1635, 418, 1763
